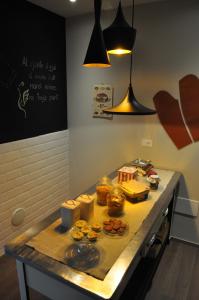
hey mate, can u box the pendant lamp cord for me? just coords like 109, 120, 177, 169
129, 0, 135, 85
132, 0, 134, 27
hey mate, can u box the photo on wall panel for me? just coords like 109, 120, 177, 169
93, 84, 113, 119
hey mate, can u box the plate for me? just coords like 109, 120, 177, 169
65, 242, 100, 271
102, 218, 128, 238
69, 225, 102, 243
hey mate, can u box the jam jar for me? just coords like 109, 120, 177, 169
96, 176, 112, 206
147, 175, 160, 190
107, 186, 126, 217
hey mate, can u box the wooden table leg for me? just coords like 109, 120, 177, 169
16, 260, 30, 300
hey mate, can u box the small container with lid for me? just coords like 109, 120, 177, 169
147, 175, 160, 190
96, 176, 112, 206
61, 200, 80, 229
107, 185, 126, 217
76, 194, 94, 221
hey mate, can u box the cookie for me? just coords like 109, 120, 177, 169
81, 225, 90, 235
103, 225, 113, 232
103, 218, 127, 235
91, 223, 101, 232
87, 231, 98, 241
75, 220, 87, 229
71, 231, 84, 241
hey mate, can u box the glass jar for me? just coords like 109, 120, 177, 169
147, 175, 160, 190
96, 176, 112, 206
107, 186, 126, 217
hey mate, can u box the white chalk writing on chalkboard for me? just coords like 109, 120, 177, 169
45, 62, 56, 73
22, 56, 44, 71
34, 74, 47, 80
37, 93, 47, 103
44, 85, 56, 91
30, 83, 42, 90
22, 56, 59, 104
17, 81, 29, 118
49, 95, 59, 101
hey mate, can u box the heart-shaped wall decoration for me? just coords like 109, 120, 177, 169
153, 74, 199, 149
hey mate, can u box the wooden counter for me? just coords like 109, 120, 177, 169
5, 167, 181, 300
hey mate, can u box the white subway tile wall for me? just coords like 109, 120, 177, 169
0, 130, 70, 255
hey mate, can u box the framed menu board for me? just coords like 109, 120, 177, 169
0, 0, 67, 144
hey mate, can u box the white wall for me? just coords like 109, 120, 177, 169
1, 0, 198, 255
66, 0, 199, 243
66, 9, 148, 198
0, 130, 69, 255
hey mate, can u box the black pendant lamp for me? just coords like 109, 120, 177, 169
103, 0, 136, 55
83, 0, 110, 68
103, 0, 156, 115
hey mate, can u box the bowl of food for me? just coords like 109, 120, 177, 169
103, 218, 128, 237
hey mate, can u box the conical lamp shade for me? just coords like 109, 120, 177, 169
103, 84, 156, 115
83, 0, 110, 68
103, 2, 136, 55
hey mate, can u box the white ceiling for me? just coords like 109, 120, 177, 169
27, 0, 167, 18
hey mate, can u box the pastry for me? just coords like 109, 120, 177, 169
87, 231, 98, 241
81, 225, 90, 235
118, 227, 125, 234
120, 223, 127, 229
113, 223, 120, 230
71, 230, 84, 241
91, 223, 101, 232
103, 219, 127, 235
104, 224, 113, 232
75, 220, 87, 229
103, 220, 110, 225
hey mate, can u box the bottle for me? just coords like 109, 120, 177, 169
107, 185, 126, 217
96, 176, 112, 206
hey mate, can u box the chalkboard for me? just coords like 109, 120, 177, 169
0, 0, 67, 144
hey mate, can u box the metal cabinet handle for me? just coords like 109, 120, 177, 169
147, 233, 156, 247
141, 234, 156, 257
162, 208, 168, 217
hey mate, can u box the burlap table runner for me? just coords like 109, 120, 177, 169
27, 169, 174, 280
